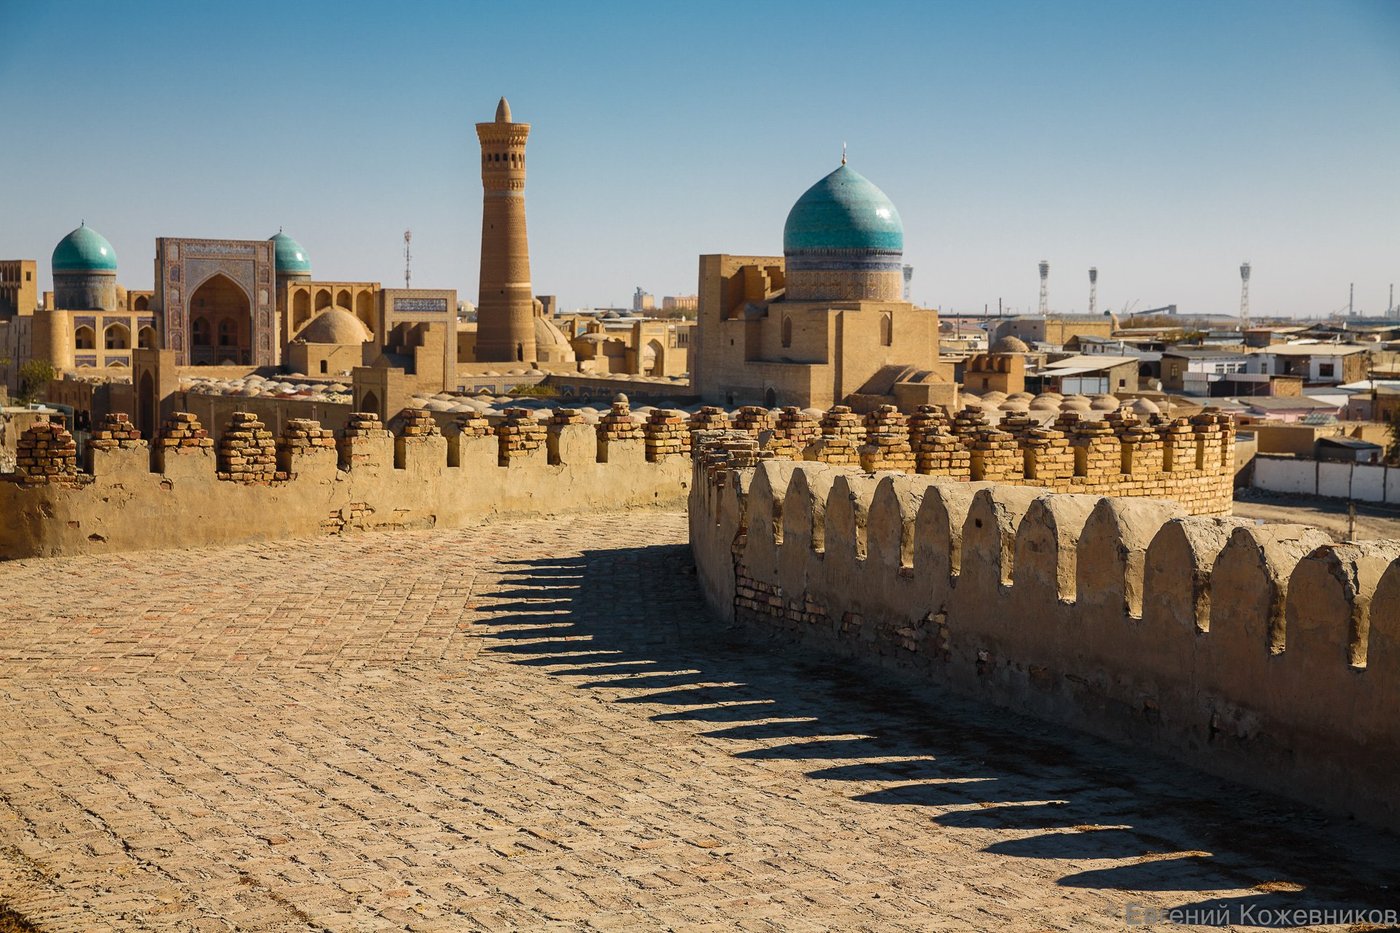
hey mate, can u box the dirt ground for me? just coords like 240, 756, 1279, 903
1233, 487, 1400, 541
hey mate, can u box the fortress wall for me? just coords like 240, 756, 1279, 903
692, 454, 1400, 832
0, 411, 690, 559
3, 398, 1236, 560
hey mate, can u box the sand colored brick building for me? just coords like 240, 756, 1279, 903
694, 162, 945, 409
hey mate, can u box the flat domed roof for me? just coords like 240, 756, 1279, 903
269, 231, 311, 275
783, 164, 904, 254
295, 307, 371, 345
53, 223, 117, 273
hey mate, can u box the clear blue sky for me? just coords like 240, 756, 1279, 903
2, 0, 1397, 318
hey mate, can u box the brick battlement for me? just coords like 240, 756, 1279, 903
0, 399, 1236, 558
728, 403, 1237, 517
689, 456, 1400, 833
0, 407, 693, 559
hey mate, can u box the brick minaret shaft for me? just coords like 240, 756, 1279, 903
476, 97, 536, 363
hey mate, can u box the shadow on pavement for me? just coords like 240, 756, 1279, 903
472, 543, 1400, 927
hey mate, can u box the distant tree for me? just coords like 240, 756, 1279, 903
1387, 411, 1400, 465
17, 359, 54, 404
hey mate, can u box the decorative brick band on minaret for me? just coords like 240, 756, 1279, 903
476, 97, 536, 364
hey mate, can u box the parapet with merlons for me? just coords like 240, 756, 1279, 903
689, 449, 1400, 833
0, 401, 692, 558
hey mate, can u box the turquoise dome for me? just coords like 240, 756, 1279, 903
52, 223, 117, 273
783, 164, 904, 254
269, 231, 311, 274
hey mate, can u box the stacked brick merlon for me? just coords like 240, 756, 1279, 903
217, 412, 283, 484
12, 421, 81, 486
452, 412, 492, 438
1070, 418, 1121, 488
859, 405, 915, 473
806, 405, 865, 466
1118, 415, 1164, 482
87, 413, 145, 451
644, 408, 690, 462
908, 405, 968, 478
769, 406, 820, 461
276, 418, 337, 473
396, 408, 442, 438
1022, 426, 1074, 484
339, 412, 391, 471
733, 406, 775, 436
950, 406, 989, 441
597, 394, 644, 441
969, 425, 1022, 482
687, 407, 731, 457
498, 407, 546, 465
159, 412, 214, 455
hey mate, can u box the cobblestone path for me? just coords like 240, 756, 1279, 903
0, 511, 1395, 931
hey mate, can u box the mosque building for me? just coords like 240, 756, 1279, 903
693, 160, 951, 409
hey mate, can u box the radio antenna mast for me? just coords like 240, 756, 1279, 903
403, 229, 413, 289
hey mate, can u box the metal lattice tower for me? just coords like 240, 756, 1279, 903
1239, 261, 1251, 327
1038, 260, 1049, 316
404, 230, 412, 289
1088, 267, 1098, 315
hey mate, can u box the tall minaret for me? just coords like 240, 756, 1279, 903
476, 97, 535, 363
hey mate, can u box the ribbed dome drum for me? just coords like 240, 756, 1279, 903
268, 231, 312, 277
782, 164, 905, 302
52, 223, 118, 311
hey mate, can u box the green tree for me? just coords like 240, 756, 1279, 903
17, 359, 55, 404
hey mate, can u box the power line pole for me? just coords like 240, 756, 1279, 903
403, 230, 413, 289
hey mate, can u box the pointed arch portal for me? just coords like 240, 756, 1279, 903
189, 273, 252, 365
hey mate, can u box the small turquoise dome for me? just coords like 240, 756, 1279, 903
783, 164, 904, 254
269, 231, 311, 275
52, 223, 117, 273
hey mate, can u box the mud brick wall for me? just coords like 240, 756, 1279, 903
691, 456, 1400, 835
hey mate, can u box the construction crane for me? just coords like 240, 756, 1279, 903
1120, 299, 1140, 316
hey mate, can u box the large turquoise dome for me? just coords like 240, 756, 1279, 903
52, 223, 118, 273
783, 164, 904, 255
269, 231, 311, 275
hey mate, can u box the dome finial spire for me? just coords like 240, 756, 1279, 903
495, 96, 512, 123
841, 142, 847, 166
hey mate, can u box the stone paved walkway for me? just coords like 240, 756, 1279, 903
0, 511, 1396, 931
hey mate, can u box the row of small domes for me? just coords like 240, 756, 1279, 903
50, 225, 311, 276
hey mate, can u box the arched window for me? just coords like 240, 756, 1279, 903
781, 316, 793, 348
217, 318, 236, 347
293, 289, 311, 331
880, 313, 893, 347
134, 295, 149, 311
138, 326, 158, 349
104, 323, 130, 350
192, 318, 211, 347
74, 325, 96, 350
315, 289, 331, 312
516, 343, 524, 362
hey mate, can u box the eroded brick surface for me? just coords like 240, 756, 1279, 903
0, 513, 1393, 931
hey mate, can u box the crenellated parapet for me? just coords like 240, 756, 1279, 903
690, 456, 1400, 832
0, 406, 696, 559
693, 402, 1235, 515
